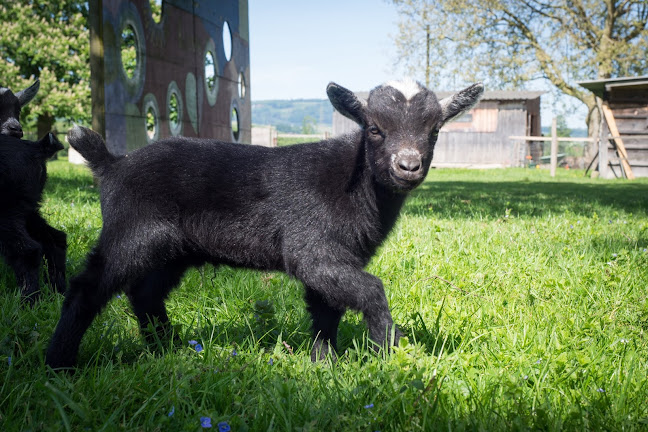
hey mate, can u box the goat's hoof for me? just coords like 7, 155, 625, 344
310, 340, 337, 363
45, 354, 77, 371
52, 275, 67, 294
20, 290, 40, 307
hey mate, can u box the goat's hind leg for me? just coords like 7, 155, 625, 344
127, 264, 187, 349
0, 219, 43, 304
46, 247, 117, 369
26, 212, 67, 293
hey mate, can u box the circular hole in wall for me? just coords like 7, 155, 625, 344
231, 107, 239, 141
150, 0, 162, 23
120, 24, 138, 79
205, 51, 216, 91
143, 93, 160, 143
169, 93, 179, 130
146, 106, 157, 140
223, 21, 232, 62
238, 72, 246, 99
166, 81, 183, 136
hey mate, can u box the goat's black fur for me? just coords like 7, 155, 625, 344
46, 80, 483, 368
0, 132, 66, 303
0, 80, 40, 138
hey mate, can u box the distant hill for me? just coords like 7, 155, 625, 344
252, 99, 333, 133
541, 126, 588, 137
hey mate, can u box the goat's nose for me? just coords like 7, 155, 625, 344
9, 125, 23, 137
5, 119, 23, 138
397, 154, 421, 172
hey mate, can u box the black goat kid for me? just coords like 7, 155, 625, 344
0, 80, 40, 138
0, 132, 66, 302
46, 80, 483, 368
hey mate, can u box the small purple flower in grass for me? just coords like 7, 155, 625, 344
268, 358, 274, 365
597, 388, 605, 393
364, 403, 374, 409
232, 349, 238, 357
7, 356, 11, 366
116, 294, 121, 299
188, 340, 198, 345
200, 416, 212, 428
535, 359, 542, 364
217, 421, 231, 432
195, 344, 204, 353
168, 405, 175, 417
612, 253, 618, 258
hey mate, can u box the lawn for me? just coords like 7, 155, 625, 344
1, 161, 647, 431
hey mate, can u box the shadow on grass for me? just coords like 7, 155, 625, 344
44, 169, 98, 204
72, 305, 461, 368
407, 180, 648, 220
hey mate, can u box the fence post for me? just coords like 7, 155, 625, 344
550, 117, 558, 177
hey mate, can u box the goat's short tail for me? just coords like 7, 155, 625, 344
67, 126, 117, 177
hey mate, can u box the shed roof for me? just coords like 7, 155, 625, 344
352, 90, 543, 101
437, 90, 544, 100
577, 75, 648, 98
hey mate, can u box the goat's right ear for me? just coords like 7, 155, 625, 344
327, 82, 366, 127
15, 79, 40, 108
439, 82, 484, 125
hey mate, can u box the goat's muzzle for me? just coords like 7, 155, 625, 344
390, 149, 424, 189
3, 118, 23, 138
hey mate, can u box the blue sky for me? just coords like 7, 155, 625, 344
248, 0, 402, 100
248, 1, 587, 128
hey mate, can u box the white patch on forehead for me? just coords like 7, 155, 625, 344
384, 78, 422, 101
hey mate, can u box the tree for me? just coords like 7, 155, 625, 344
556, 115, 571, 138
0, 1, 90, 138
301, 115, 317, 135
391, 0, 648, 148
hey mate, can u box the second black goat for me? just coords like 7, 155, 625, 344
0, 132, 67, 302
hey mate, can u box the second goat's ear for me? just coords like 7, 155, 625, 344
327, 82, 366, 127
15, 79, 40, 108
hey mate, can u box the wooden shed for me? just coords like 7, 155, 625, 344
332, 90, 542, 168
578, 75, 648, 179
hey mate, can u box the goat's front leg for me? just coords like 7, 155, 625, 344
304, 287, 345, 361
296, 261, 401, 359
26, 212, 67, 293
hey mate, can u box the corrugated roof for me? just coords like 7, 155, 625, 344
353, 90, 543, 101
577, 75, 648, 98
438, 90, 544, 100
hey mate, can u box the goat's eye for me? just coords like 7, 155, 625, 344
367, 126, 381, 136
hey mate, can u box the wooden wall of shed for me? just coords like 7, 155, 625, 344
332, 112, 360, 136
433, 101, 528, 166
604, 87, 648, 178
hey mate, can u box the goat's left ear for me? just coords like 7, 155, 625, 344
439, 83, 484, 125
327, 82, 366, 127
15, 79, 40, 108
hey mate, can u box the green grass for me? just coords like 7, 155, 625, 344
1, 161, 648, 431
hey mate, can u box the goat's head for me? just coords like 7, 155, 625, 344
328, 79, 483, 192
0, 80, 40, 138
